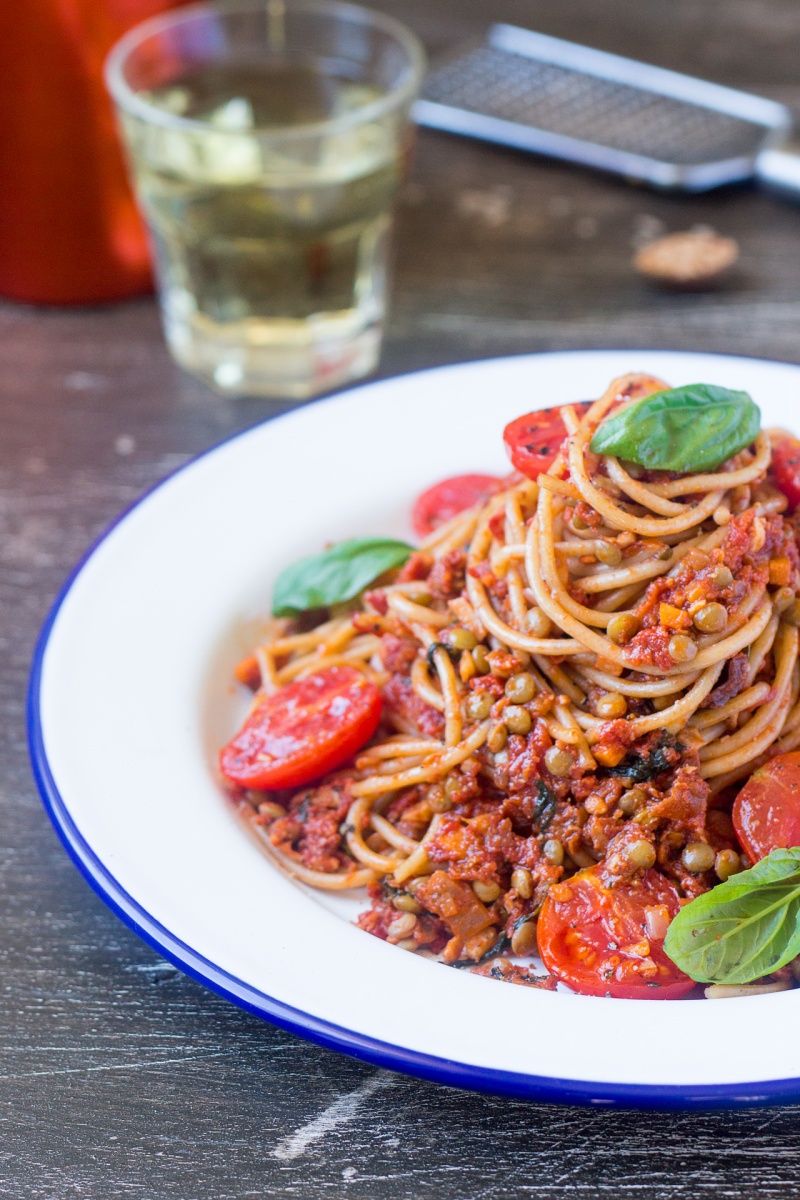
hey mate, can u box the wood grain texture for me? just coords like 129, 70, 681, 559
6, 0, 800, 1194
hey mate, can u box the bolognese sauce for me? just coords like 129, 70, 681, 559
220, 374, 800, 998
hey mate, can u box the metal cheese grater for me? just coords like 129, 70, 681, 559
414, 23, 800, 195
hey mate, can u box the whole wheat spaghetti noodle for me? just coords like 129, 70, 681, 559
224, 374, 800, 994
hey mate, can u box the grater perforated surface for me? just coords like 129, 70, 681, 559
421, 44, 768, 166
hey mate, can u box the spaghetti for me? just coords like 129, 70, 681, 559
223, 373, 800, 997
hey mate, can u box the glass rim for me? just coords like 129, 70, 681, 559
104, 0, 426, 142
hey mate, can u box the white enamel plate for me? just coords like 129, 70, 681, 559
28, 350, 800, 1108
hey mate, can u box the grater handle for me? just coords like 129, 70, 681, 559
756, 135, 800, 197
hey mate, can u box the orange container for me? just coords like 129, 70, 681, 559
0, 0, 188, 305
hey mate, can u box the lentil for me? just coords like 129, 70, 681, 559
505, 672, 536, 703
393, 893, 423, 913
593, 691, 627, 719
443, 625, 477, 653
607, 612, 640, 644
712, 565, 734, 589
427, 784, 452, 814
668, 633, 698, 663
511, 867, 533, 898
626, 839, 656, 870
715, 848, 742, 882
471, 644, 491, 674
465, 692, 493, 721
545, 745, 574, 776
527, 606, 552, 637
473, 880, 501, 903
596, 540, 623, 567
693, 602, 727, 634
388, 912, 417, 940
511, 919, 538, 957
619, 787, 646, 816
682, 842, 716, 873
543, 838, 565, 865
504, 705, 532, 735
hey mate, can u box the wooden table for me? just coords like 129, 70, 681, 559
6, 0, 800, 1193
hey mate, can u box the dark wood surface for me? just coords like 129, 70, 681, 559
7, 1, 800, 1194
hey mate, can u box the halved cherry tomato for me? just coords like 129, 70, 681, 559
411, 474, 505, 538
732, 751, 800, 862
503, 401, 593, 480
770, 430, 800, 512
220, 666, 381, 791
537, 865, 695, 999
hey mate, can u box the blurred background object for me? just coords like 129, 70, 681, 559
417, 24, 799, 197
105, 0, 424, 398
633, 227, 740, 289
0, 0, 192, 305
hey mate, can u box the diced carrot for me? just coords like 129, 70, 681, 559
685, 583, 707, 605
234, 654, 261, 689
769, 556, 793, 587
594, 744, 627, 768
659, 602, 692, 631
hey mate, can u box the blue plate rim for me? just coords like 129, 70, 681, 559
26, 349, 800, 1110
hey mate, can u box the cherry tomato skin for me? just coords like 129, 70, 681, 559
733, 751, 800, 862
770, 431, 800, 512
411, 473, 505, 538
503, 401, 593, 480
537, 866, 696, 999
220, 666, 382, 791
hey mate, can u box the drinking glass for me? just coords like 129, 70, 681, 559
106, 0, 424, 398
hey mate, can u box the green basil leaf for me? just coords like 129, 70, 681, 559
663, 847, 800, 984
272, 537, 414, 617
589, 383, 761, 472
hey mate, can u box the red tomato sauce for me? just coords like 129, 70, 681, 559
225, 398, 800, 999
